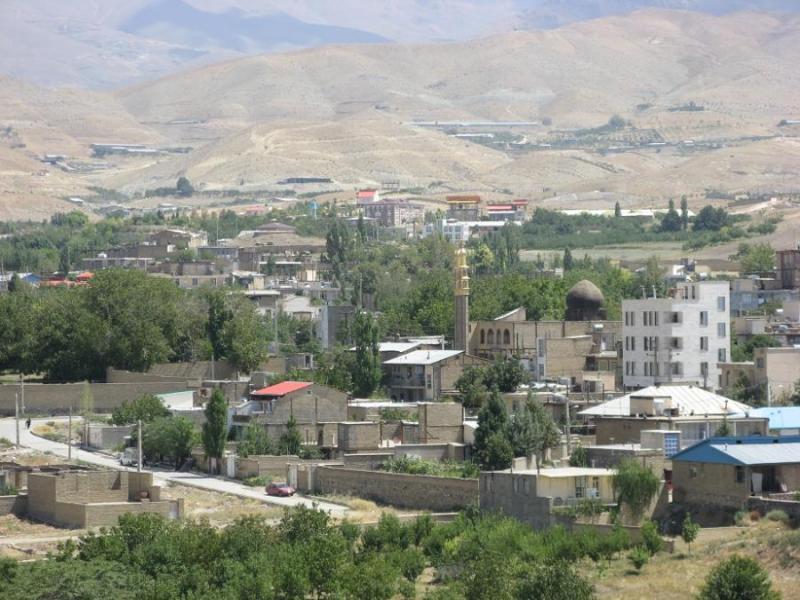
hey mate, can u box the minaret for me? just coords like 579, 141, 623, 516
454, 245, 470, 351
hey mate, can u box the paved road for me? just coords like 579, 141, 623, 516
0, 417, 346, 516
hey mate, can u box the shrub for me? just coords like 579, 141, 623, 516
0, 483, 18, 496
628, 545, 649, 572
569, 445, 589, 467
242, 476, 271, 487
698, 555, 780, 600
734, 510, 747, 526
682, 513, 701, 555
0, 437, 12, 449
516, 560, 594, 600
641, 520, 663, 556
613, 459, 661, 519
388, 547, 426, 581
766, 510, 789, 524
750, 510, 761, 522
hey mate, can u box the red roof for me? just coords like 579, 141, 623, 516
487, 204, 514, 211
252, 381, 313, 397
357, 189, 377, 198
512, 199, 529, 206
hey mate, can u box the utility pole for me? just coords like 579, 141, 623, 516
564, 395, 571, 454
15, 393, 20, 448
137, 419, 143, 473
68, 406, 73, 460
20, 373, 24, 414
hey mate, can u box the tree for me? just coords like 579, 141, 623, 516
204, 288, 231, 360
563, 248, 574, 271
352, 311, 382, 398
660, 199, 682, 232
221, 298, 268, 374
613, 459, 661, 521
237, 421, 275, 457
202, 389, 228, 473
516, 560, 594, 600
734, 243, 775, 274
474, 392, 511, 470
680, 196, 689, 230
510, 396, 561, 473
279, 416, 303, 456
484, 357, 526, 393
110, 394, 170, 426
455, 367, 490, 411
608, 114, 626, 129
694, 205, 729, 231
176, 176, 194, 197
80, 380, 94, 417
569, 445, 589, 467
614, 201, 622, 217
698, 555, 780, 600
141, 416, 196, 469
681, 512, 701, 555
640, 519, 663, 556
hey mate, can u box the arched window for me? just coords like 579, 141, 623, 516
480, 329, 485, 344
496, 329, 502, 345
503, 329, 511, 345
487, 330, 494, 345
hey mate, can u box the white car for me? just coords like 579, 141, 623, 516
119, 447, 140, 467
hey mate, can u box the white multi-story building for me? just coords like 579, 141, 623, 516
622, 281, 730, 390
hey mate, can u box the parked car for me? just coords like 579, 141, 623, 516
266, 482, 296, 497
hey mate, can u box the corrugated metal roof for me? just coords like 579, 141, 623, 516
383, 350, 463, 366
672, 436, 800, 465
579, 386, 750, 417
252, 381, 312, 397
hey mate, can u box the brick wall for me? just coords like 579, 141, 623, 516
55, 471, 128, 503
0, 382, 191, 416
313, 466, 478, 511
0, 494, 27, 516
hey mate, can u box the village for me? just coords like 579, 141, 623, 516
0, 189, 799, 598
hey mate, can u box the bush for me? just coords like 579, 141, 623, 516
628, 545, 649, 572
242, 476, 271, 487
0, 483, 18, 496
640, 520, 663, 556
750, 510, 761, 522
0, 437, 12, 449
682, 513, 701, 554
766, 510, 789, 524
698, 555, 780, 600
388, 547, 426, 581
569, 445, 589, 467
734, 510, 747, 526
613, 459, 661, 519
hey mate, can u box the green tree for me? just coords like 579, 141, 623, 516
660, 199, 682, 232
474, 392, 511, 470
484, 357, 526, 393
516, 560, 594, 600
628, 545, 649, 572
734, 243, 776, 274
176, 176, 194, 197
455, 366, 490, 411
682, 512, 701, 555
352, 311, 382, 398
204, 288, 231, 360
614, 201, 622, 217
237, 421, 275, 457
141, 416, 196, 469
110, 394, 170, 426
569, 445, 589, 467
563, 247, 574, 271
221, 298, 268, 374
613, 459, 661, 521
510, 396, 561, 473
694, 205, 729, 231
202, 389, 228, 473
680, 196, 689, 230
279, 416, 303, 455
640, 519, 663, 556
698, 555, 780, 600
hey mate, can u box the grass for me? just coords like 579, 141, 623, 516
589, 520, 800, 599
379, 456, 479, 479
242, 475, 271, 488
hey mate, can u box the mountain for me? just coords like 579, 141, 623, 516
1, 1, 798, 88
120, 0, 389, 53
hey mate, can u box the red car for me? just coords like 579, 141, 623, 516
266, 482, 296, 497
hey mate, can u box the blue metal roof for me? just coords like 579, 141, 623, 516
731, 407, 800, 431
671, 435, 800, 466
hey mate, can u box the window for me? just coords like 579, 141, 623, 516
700, 362, 708, 377
700, 311, 708, 326
691, 285, 697, 300
654, 311, 659, 326
630, 362, 636, 376
735, 466, 745, 483
513, 478, 519, 493
643, 311, 648, 326
756, 357, 765, 369
629, 312, 635, 326
480, 330, 485, 344
717, 322, 726, 338
670, 337, 681, 349
487, 330, 494, 345
625, 312, 629, 326
644, 362, 649, 376
524, 479, 530, 495
700, 336, 708, 351
671, 362, 682, 376
718, 348, 727, 363
644, 337, 648, 351
503, 329, 511, 345
538, 338, 545, 358
670, 312, 681, 323
717, 296, 726, 311
690, 466, 698, 478
426, 374, 432, 389
631, 337, 636, 351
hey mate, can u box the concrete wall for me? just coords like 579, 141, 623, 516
312, 466, 478, 511
338, 422, 381, 452
480, 471, 555, 530
86, 424, 134, 450
237, 455, 301, 479
418, 402, 463, 444
0, 382, 189, 416
747, 497, 800, 521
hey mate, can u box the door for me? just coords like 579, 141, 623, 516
751, 472, 763, 495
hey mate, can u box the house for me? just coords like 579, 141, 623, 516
580, 385, 766, 448
422, 219, 520, 244
278, 295, 319, 321
383, 350, 489, 402
233, 381, 348, 446
149, 228, 208, 249
777, 247, 800, 289
480, 465, 616, 530
622, 281, 730, 389
348, 341, 440, 363
316, 304, 356, 349
445, 195, 481, 221
730, 277, 798, 316
671, 435, 800, 509
720, 347, 800, 403
361, 199, 422, 228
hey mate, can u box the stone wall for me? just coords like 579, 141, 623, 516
747, 497, 800, 521
418, 402, 464, 444
237, 455, 301, 479
313, 466, 478, 511
672, 461, 749, 509
0, 382, 190, 416
338, 422, 381, 452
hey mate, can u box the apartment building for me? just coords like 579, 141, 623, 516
622, 281, 730, 390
